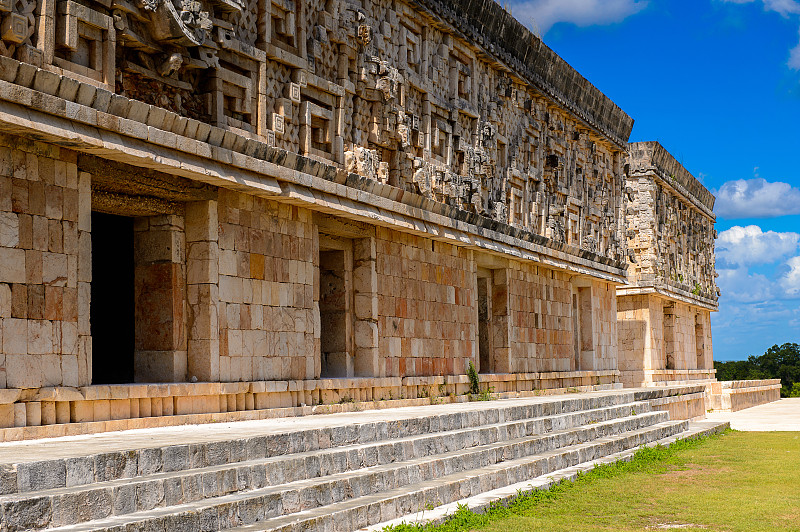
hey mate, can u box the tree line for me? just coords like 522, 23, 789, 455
714, 343, 800, 398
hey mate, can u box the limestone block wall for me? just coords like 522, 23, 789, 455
506, 267, 617, 374
376, 227, 476, 377
217, 189, 317, 382
0, 137, 91, 389
617, 293, 714, 387
507, 265, 572, 373
591, 280, 618, 371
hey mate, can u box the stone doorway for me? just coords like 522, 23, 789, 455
90, 212, 136, 384
570, 280, 595, 371
477, 273, 493, 374
318, 236, 354, 378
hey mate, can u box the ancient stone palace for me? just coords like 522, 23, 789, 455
0, 0, 773, 440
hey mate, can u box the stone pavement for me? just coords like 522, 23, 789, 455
706, 398, 800, 431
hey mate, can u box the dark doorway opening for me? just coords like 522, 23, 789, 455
319, 248, 351, 377
90, 212, 135, 384
477, 275, 492, 373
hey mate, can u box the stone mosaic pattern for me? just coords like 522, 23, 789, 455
624, 142, 717, 302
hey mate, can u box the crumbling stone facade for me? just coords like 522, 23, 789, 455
617, 142, 718, 387
0, 0, 721, 437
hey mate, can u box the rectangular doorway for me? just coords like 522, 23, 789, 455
571, 284, 594, 371
663, 303, 676, 370
318, 241, 354, 378
90, 212, 135, 384
695, 314, 705, 369
477, 274, 493, 373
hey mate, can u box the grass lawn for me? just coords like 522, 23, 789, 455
388, 431, 800, 532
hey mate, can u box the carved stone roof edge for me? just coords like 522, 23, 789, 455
616, 283, 719, 311
626, 141, 716, 213
409, 0, 634, 148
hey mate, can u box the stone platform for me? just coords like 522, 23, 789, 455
0, 372, 620, 442
0, 387, 727, 531
708, 380, 782, 413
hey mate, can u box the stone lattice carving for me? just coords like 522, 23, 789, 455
17, 0, 633, 262
0, 0, 36, 59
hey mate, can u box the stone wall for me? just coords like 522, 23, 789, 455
506, 265, 571, 373
376, 227, 476, 377
217, 189, 316, 382
0, 0, 654, 432
0, 136, 90, 389
617, 293, 714, 387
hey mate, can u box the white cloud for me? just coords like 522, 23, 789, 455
717, 225, 800, 267
509, 0, 648, 35
790, 27, 800, 68
780, 256, 800, 295
717, 266, 775, 302
714, 178, 800, 218
764, 0, 800, 16
722, 0, 800, 14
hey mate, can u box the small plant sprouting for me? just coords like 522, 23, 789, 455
467, 361, 481, 395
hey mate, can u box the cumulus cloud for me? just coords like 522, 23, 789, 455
717, 225, 800, 267
508, 0, 648, 35
714, 178, 800, 218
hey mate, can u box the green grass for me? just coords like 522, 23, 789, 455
384, 430, 800, 532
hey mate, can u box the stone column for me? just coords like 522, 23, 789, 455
185, 200, 219, 382
77, 170, 92, 385
353, 237, 379, 377
133, 214, 187, 382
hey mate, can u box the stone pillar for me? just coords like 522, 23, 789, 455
77, 170, 92, 385
353, 237, 379, 377
133, 214, 187, 382
311, 229, 321, 379
185, 200, 219, 382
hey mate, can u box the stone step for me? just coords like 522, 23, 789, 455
28, 411, 673, 531
362, 420, 730, 532
227, 420, 689, 532
0, 400, 655, 530
0, 392, 643, 496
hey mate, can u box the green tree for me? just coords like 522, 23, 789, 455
714, 343, 800, 398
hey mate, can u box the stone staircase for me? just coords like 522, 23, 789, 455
0, 391, 724, 532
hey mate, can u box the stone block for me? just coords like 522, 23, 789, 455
42, 252, 68, 287
0, 211, 19, 247
134, 350, 188, 383
69, 400, 93, 423
0, 246, 25, 283
2, 318, 26, 356
25, 401, 41, 426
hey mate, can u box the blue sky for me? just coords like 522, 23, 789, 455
505, 0, 800, 360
